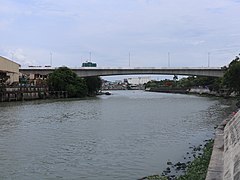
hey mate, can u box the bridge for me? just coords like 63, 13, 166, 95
19, 67, 225, 78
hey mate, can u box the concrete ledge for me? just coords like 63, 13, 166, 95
206, 127, 224, 180
206, 110, 240, 180
223, 110, 240, 180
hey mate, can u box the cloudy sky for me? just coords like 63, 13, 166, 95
0, 0, 240, 68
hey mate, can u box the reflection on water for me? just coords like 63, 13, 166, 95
0, 91, 236, 179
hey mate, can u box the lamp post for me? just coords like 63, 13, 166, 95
168, 52, 170, 67
208, 52, 210, 67
129, 52, 131, 67
50, 52, 53, 66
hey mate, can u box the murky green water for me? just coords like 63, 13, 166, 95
0, 91, 236, 180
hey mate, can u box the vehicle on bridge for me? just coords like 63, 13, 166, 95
82, 61, 97, 67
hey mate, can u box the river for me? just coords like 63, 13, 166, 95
0, 91, 236, 180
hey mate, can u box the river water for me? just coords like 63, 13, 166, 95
0, 91, 236, 180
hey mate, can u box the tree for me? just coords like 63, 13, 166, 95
177, 76, 220, 90
47, 67, 88, 97
209, 77, 223, 92
223, 55, 240, 94
0, 72, 9, 91
84, 76, 102, 95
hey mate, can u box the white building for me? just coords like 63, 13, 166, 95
0, 56, 20, 84
127, 77, 151, 85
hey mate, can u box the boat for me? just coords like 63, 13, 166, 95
105, 92, 111, 95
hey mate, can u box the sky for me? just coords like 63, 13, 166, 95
0, 0, 240, 70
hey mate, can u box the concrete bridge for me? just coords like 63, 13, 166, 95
20, 67, 225, 77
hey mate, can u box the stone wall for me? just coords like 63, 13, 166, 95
206, 118, 225, 179
206, 110, 240, 180
223, 110, 240, 180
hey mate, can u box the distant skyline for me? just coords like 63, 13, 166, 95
0, 0, 240, 68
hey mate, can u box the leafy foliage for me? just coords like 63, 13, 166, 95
141, 140, 214, 180
143, 140, 214, 180
223, 56, 240, 94
84, 76, 102, 95
0, 72, 9, 91
145, 76, 221, 91
47, 67, 87, 97
177, 140, 214, 180
178, 76, 219, 89
47, 67, 102, 97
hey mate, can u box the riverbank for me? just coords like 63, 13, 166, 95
139, 139, 214, 180
139, 90, 239, 180
206, 109, 240, 179
177, 140, 214, 180
0, 86, 69, 102
146, 87, 236, 98
0, 86, 102, 102
146, 87, 188, 94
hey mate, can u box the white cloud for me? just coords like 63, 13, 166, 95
190, 40, 206, 46
0, 19, 12, 30
12, 49, 38, 66
0, 47, 37, 66
0, 0, 239, 68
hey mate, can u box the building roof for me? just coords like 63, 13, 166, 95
0, 56, 21, 74
0, 56, 21, 66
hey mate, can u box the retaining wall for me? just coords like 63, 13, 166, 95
223, 110, 240, 180
206, 110, 240, 180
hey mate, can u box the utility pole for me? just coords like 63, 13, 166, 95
208, 52, 210, 67
50, 52, 53, 66
168, 52, 170, 67
129, 52, 131, 67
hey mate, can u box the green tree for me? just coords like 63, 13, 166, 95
0, 72, 9, 91
177, 76, 221, 91
223, 55, 240, 94
84, 76, 102, 95
178, 77, 194, 88
47, 67, 88, 97
145, 80, 158, 88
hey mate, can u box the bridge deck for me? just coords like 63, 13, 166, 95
20, 67, 225, 78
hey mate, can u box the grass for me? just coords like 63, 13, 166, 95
176, 139, 214, 180
142, 139, 214, 180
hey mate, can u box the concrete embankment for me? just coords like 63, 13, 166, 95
0, 87, 68, 102
206, 110, 240, 180
146, 87, 188, 94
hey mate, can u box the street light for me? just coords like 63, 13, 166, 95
168, 52, 170, 67
208, 52, 210, 67
129, 52, 131, 67
50, 52, 53, 66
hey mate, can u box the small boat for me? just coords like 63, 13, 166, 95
105, 92, 111, 95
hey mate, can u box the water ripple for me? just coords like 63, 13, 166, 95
0, 91, 236, 180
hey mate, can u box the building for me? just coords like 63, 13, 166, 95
127, 76, 151, 85
0, 56, 20, 84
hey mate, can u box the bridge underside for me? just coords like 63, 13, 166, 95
73, 69, 224, 77
20, 68, 225, 78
